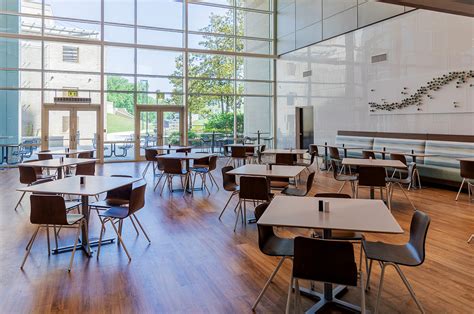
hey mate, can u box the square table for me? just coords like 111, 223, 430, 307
150, 145, 193, 154
21, 158, 97, 179
17, 175, 142, 255
262, 149, 308, 155
227, 164, 306, 179
258, 195, 403, 312
313, 144, 364, 170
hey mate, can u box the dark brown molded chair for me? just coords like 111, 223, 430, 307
456, 160, 474, 202
331, 160, 357, 197
38, 150, 53, 160
75, 161, 96, 176
218, 166, 239, 220
275, 153, 296, 165
176, 147, 191, 153
257, 144, 266, 164
282, 171, 316, 196
245, 146, 255, 161
158, 158, 190, 196
21, 194, 89, 272
97, 182, 149, 261
228, 146, 247, 167
390, 153, 408, 179
386, 162, 417, 210
90, 175, 133, 209
142, 148, 158, 178
286, 237, 365, 313
328, 146, 342, 172
234, 176, 272, 232
251, 203, 294, 311
191, 155, 219, 195
363, 210, 430, 314
362, 150, 376, 159
77, 151, 93, 158
151, 153, 167, 190
357, 166, 391, 210
15, 164, 54, 210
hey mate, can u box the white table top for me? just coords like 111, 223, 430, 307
156, 152, 214, 160
262, 149, 308, 154
224, 144, 263, 148
313, 144, 363, 150
37, 149, 95, 156
457, 157, 474, 162
150, 146, 193, 151
227, 164, 306, 178
20, 158, 97, 168
258, 196, 403, 234
342, 158, 406, 169
17, 175, 141, 196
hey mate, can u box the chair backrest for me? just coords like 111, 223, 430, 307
144, 148, 157, 161
30, 194, 68, 225
106, 175, 133, 201
330, 160, 340, 179
176, 148, 191, 153
358, 166, 386, 187
254, 202, 278, 253
314, 192, 351, 199
408, 210, 431, 265
390, 153, 407, 165
245, 146, 255, 154
275, 153, 295, 165
194, 156, 210, 167
19, 165, 38, 185
305, 171, 316, 194
76, 161, 96, 176
260, 145, 266, 152
156, 154, 166, 170
329, 147, 340, 160
208, 155, 218, 171
239, 176, 271, 202
460, 160, 474, 180
231, 146, 247, 158
38, 150, 53, 160
309, 144, 319, 155
293, 237, 358, 286
221, 166, 237, 190
162, 158, 185, 174
362, 150, 376, 159
128, 182, 147, 215
23, 159, 43, 175
78, 151, 93, 158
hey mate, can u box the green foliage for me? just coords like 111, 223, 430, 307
167, 130, 198, 145
204, 112, 243, 134
106, 76, 154, 114
106, 113, 134, 134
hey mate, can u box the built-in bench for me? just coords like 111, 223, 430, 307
331, 131, 474, 186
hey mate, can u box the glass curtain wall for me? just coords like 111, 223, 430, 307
0, 0, 274, 162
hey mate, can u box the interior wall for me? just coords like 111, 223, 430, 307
276, 10, 474, 148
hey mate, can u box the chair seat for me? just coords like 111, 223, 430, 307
282, 187, 307, 196
65, 201, 82, 210
336, 174, 358, 181
66, 214, 84, 225
90, 198, 129, 209
192, 164, 209, 170
192, 167, 210, 173
270, 181, 290, 188
224, 184, 239, 192
99, 206, 130, 219
363, 239, 422, 266
261, 237, 294, 257
386, 176, 411, 185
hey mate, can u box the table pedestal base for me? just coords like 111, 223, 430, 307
51, 236, 115, 256
299, 285, 361, 313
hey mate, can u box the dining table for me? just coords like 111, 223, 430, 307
37, 149, 95, 157
227, 164, 306, 179
313, 143, 364, 170
150, 145, 193, 154
258, 195, 403, 313
20, 158, 97, 179
17, 175, 142, 255
261, 149, 308, 155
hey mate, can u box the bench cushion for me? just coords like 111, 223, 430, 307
373, 138, 426, 163
335, 136, 374, 158
417, 164, 463, 183
424, 140, 474, 168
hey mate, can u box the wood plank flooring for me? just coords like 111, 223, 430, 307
0, 159, 472, 313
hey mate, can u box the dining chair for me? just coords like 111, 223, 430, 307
282, 171, 316, 196
77, 151, 93, 158
251, 203, 294, 311
176, 147, 192, 153
218, 166, 239, 220
257, 144, 266, 164
38, 150, 52, 160
362, 150, 376, 159
390, 153, 408, 179
234, 176, 272, 232
97, 182, 149, 261
386, 162, 417, 210
455, 160, 474, 202
275, 153, 296, 165
159, 158, 190, 196
21, 194, 89, 272
75, 161, 96, 176
227, 146, 247, 167
330, 160, 358, 197
245, 146, 256, 163
286, 237, 366, 314
191, 155, 219, 195
142, 148, 158, 178
328, 146, 342, 172
356, 166, 391, 210
15, 163, 54, 210
363, 210, 430, 314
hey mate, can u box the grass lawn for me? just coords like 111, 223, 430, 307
106, 113, 134, 134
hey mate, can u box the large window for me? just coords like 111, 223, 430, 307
0, 0, 275, 161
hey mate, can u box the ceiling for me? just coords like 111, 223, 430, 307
378, 0, 474, 17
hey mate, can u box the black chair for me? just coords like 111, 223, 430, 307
21, 194, 89, 272
251, 203, 294, 311
282, 171, 316, 196
386, 162, 417, 210
357, 166, 391, 209
286, 237, 366, 313
456, 160, 474, 202
97, 182, 149, 261
218, 166, 239, 220
234, 176, 272, 232
362, 150, 376, 159
330, 160, 357, 197
363, 210, 430, 313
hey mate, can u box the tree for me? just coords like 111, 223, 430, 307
106, 76, 155, 116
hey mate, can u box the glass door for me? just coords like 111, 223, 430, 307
45, 110, 71, 150
76, 109, 99, 151
136, 106, 184, 159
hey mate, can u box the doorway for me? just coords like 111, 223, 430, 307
42, 104, 100, 153
295, 106, 314, 150
136, 106, 184, 159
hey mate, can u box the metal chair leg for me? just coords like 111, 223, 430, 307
132, 214, 151, 243
159, 175, 168, 196
233, 200, 242, 232
455, 178, 466, 201
468, 234, 473, 243
129, 215, 140, 236
366, 259, 373, 290
109, 218, 131, 261
337, 180, 347, 193
252, 257, 287, 310
397, 182, 416, 210
374, 262, 388, 314
360, 270, 366, 313
394, 264, 425, 313
21, 226, 41, 269
15, 191, 26, 210
285, 275, 294, 314
218, 192, 237, 220
46, 224, 51, 255
68, 222, 82, 272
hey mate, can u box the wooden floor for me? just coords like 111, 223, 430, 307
0, 160, 472, 313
